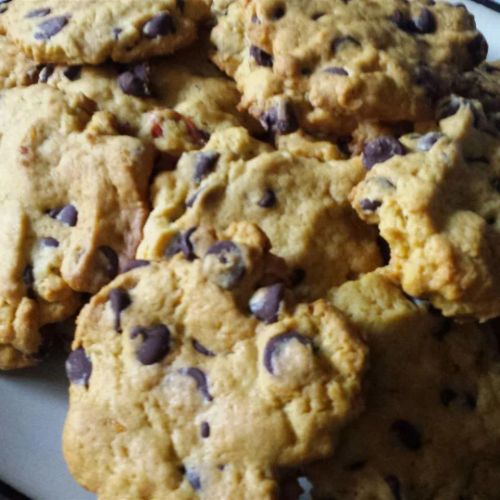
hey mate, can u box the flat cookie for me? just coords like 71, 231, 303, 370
0, 85, 154, 369
137, 126, 382, 301
350, 100, 500, 320
63, 222, 367, 498
0, 0, 210, 64
211, 0, 487, 136
301, 272, 500, 499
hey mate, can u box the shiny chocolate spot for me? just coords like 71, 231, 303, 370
194, 151, 220, 183
131, 324, 171, 365
390, 420, 422, 450
26, 7, 51, 18
66, 348, 92, 386
143, 12, 176, 37
122, 259, 150, 272
38, 64, 54, 83
359, 199, 381, 212
40, 236, 59, 248
363, 137, 405, 169
186, 468, 201, 491
34, 16, 69, 40
192, 339, 215, 357
118, 62, 153, 97
414, 8, 436, 33
324, 66, 348, 76
165, 227, 197, 260
49, 204, 78, 226
204, 241, 245, 289
416, 132, 443, 151
200, 421, 210, 438
264, 331, 314, 375
109, 288, 131, 332
249, 283, 284, 324
258, 188, 276, 208
179, 367, 213, 401
468, 33, 488, 66
260, 100, 298, 135
250, 45, 273, 67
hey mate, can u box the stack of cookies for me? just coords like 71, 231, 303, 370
0, 0, 499, 498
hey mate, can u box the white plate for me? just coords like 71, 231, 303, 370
0, 2, 499, 499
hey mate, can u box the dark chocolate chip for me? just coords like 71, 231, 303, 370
65, 348, 92, 386
331, 35, 361, 54
440, 388, 457, 406
0, 6, 7, 13
40, 236, 59, 248
122, 259, 150, 272
416, 132, 443, 151
391, 10, 416, 32
38, 64, 54, 83
359, 199, 382, 212
26, 7, 51, 18
312, 12, 325, 21
258, 188, 277, 208
131, 324, 171, 365
186, 468, 201, 491
109, 288, 131, 333
118, 63, 153, 97
200, 421, 210, 438
192, 339, 215, 357
152, 153, 179, 175
324, 66, 348, 76
260, 101, 298, 135
63, 65, 81, 81
413, 64, 439, 98
179, 367, 213, 401
264, 331, 314, 375
34, 16, 69, 40
468, 33, 488, 66
186, 189, 202, 208
385, 475, 402, 500
250, 45, 273, 67
165, 227, 197, 260
0, 0, 12, 4
363, 137, 405, 169
436, 97, 461, 120
143, 12, 176, 38
205, 241, 246, 289
414, 8, 436, 34
390, 420, 422, 451
194, 151, 220, 183
377, 235, 391, 265
97, 246, 119, 279
49, 204, 78, 226
249, 283, 284, 324
112, 27, 122, 40
270, 5, 285, 20
290, 267, 306, 286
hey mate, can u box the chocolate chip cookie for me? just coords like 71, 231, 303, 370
350, 99, 500, 320
63, 222, 367, 498
0, 0, 210, 64
211, 0, 487, 136
0, 85, 154, 369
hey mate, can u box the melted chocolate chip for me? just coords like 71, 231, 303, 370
416, 132, 443, 151
249, 283, 284, 324
63, 65, 81, 81
324, 66, 348, 76
260, 100, 298, 135
192, 339, 215, 357
385, 475, 402, 500
200, 421, 210, 438
359, 199, 382, 212
250, 45, 273, 67
414, 8, 436, 33
34, 16, 69, 40
118, 63, 153, 97
363, 137, 405, 169
109, 288, 131, 332
40, 236, 59, 247
131, 324, 171, 365
65, 348, 92, 386
258, 188, 277, 208
26, 7, 51, 18
97, 246, 119, 279
264, 331, 314, 375
49, 204, 78, 226
194, 151, 220, 183
390, 420, 422, 451
165, 227, 197, 260
122, 259, 150, 272
38, 64, 54, 83
331, 35, 360, 54
179, 367, 213, 401
143, 12, 176, 38
440, 388, 457, 406
468, 33, 488, 66
204, 241, 246, 289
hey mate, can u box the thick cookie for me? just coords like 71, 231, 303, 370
137, 126, 382, 301
211, 0, 487, 136
0, 34, 41, 89
0, 0, 210, 64
0, 85, 154, 369
301, 272, 500, 499
350, 100, 500, 320
63, 222, 367, 499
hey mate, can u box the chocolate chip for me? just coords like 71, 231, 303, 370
290, 268, 306, 286
131, 324, 171, 365
97, 246, 119, 279
324, 66, 348, 76
63, 65, 81, 81
416, 132, 443, 151
118, 63, 153, 97
200, 421, 210, 438
34, 16, 69, 40
260, 100, 298, 135
179, 367, 213, 401
264, 331, 314, 375
165, 227, 197, 260
440, 388, 457, 406
204, 241, 246, 289
0, 6, 7, 13
194, 151, 220, 183
363, 137, 405, 169
413, 64, 439, 98
49, 204, 78, 226
40, 236, 59, 248
143, 12, 176, 38
122, 259, 150, 272
377, 235, 391, 265
414, 8, 436, 33
468, 33, 488, 66
270, 5, 285, 20
385, 475, 402, 500
359, 199, 382, 212
109, 288, 131, 333
26, 7, 51, 18
436, 96, 461, 120
258, 188, 276, 208
186, 189, 202, 208
65, 348, 92, 386
250, 45, 273, 67
331, 35, 360, 54
311, 12, 325, 21
192, 339, 215, 357
185, 468, 201, 491
391, 10, 416, 32
249, 283, 284, 324
390, 420, 422, 450
38, 64, 54, 83
112, 27, 122, 40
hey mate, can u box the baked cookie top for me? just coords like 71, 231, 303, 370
63, 222, 367, 499
0, 85, 154, 369
137, 126, 382, 301
0, 0, 210, 64
303, 271, 500, 499
211, 0, 487, 136
0, 34, 41, 89
350, 100, 500, 320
